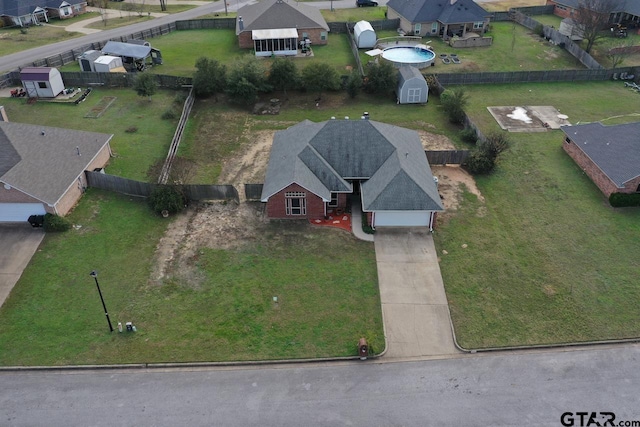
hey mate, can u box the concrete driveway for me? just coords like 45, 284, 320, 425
374, 228, 461, 359
0, 223, 45, 308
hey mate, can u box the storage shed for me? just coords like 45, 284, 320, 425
397, 66, 428, 104
20, 67, 65, 98
354, 20, 376, 49
78, 50, 102, 72
101, 41, 162, 71
93, 56, 125, 73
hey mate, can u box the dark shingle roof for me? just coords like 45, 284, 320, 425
0, 0, 43, 16
387, 0, 489, 25
236, 0, 329, 35
261, 119, 443, 212
0, 122, 112, 205
561, 122, 640, 187
551, 0, 640, 15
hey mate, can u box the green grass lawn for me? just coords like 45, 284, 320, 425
321, 6, 387, 23
0, 26, 82, 58
435, 81, 640, 349
2, 88, 181, 181
85, 15, 155, 31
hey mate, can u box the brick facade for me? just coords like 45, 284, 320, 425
238, 28, 328, 50
547, 1, 574, 19
562, 138, 633, 197
265, 183, 325, 219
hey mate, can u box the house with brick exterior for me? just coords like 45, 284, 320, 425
386, 0, 490, 40
546, 0, 640, 27
561, 122, 640, 198
260, 118, 443, 229
0, 0, 87, 27
236, 0, 329, 56
0, 120, 112, 222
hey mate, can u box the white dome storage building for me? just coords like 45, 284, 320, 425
354, 20, 376, 49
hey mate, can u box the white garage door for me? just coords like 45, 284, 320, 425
374, 211, 430, 227
0, 203, 46, 222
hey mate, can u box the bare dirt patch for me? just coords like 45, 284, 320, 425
432, 165, 484, 212
418, 130, 457, 150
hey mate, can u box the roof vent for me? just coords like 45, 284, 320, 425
76, 146, 81, 156
345, 116, 349, 120
331, 116, 336, 120
41, 130, 45, 135
361, 116, 365, 120
238, 16, 244, 31
363, 112, 369, 120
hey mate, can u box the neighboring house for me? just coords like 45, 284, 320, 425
397, 66, 428, 104
386, 0, 490, 39
0, 121, 113, 222
261, 118, 443, 229
547, 0, 640, 26
20, 67, 65, 98
236, 0, 330, 56
561, 122, 640, 198
0, 0, 86, 27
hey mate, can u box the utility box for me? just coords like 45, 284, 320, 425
358, 338, 368, 360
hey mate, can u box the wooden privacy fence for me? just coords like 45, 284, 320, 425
86, 172, 239, 202
244, 184, 264, 201
426, 150, 470, 165
431, 68, 632, 85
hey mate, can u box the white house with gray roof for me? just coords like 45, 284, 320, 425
0, 121, 112, 222
261, 119, 443, 229
562, 122, 640, 198
236, 0, 329, 55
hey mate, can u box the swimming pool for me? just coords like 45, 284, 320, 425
381, 46, 436, 69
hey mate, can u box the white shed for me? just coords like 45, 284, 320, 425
354, 20, 376, 49
397, 66, 428, 104
93, 55, 125, 73
20, 67, 65, 99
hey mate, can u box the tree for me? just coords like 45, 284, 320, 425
192, 57, 227, 99
300, 62, 340, 100
346, 71, 363, 99
134, 73, 158, 101
226, 56, 271, 104
268, 57, 299, 97
573, 0, 622, 53
159, 0, 167, 12
440, 87, 468, 125
605, 40, 634, 68
464, 131, 511, 175
364, 61, 396, 95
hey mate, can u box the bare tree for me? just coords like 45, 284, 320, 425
573, 0, 623, 53
605, 40, 634, 68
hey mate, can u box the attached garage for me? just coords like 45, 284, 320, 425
0, 203, 46, 223
373, 211, 433, 227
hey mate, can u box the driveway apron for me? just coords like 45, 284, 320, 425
374, 228, 460, 358
0, 224, 45, 308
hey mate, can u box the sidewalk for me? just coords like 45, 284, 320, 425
61, 7, 169, 35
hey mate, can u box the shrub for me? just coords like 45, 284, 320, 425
534, 23, 544, 37
464, 150, 495, 175
459, 127, 478, 144
43, 213, 71, 232
364, 61, 396, 95
440, 87, 468, 125
148, 185, 186, 215
161, 109, 177, 120
345, 71, 362, 99
173, 92, 188, 105
609, 193, 640, 207
361, 211, 375, 234
193, 57, 227, 99
480, 131, 510, 159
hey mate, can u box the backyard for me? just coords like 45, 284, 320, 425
435, 81, 640, 349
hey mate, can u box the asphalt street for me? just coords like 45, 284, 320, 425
2, 344, 640, 426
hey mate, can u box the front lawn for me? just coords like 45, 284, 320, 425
435, 81, 640, 348
0, 26, 82, 59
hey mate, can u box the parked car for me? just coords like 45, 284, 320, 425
356, 0, 378, 6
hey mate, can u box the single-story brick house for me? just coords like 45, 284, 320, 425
0, 120, 112, 222
260, 118, 443, 229
386, 0, 490, 39
546, 0, 640, 27
561, 122, 640, 198
236, 0, 329, 56
0, 0, 86, 27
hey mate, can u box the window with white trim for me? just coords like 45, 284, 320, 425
320, 31, 327, 41
473, 21, 483, 30
285, 192, 306, 215
329, 192, 338, 207
431, 22, 438, 33
407, 88, 421, 103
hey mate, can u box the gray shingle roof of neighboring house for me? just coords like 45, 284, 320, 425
236, 0, 329, 35
550, 0, 640, 15
261, 119, 443, 212
1, 0, 83, 16
0, 122, 112, 206
561, 122, 640, 187
386, 0, 489, 25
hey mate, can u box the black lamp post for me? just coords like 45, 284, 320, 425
89, 271, 113, 332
